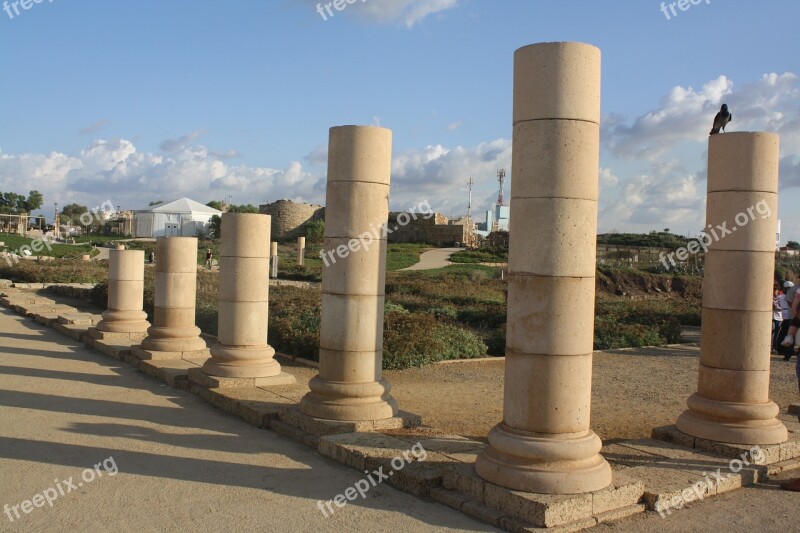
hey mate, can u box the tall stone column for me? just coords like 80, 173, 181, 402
135, 237, 208, 359
475, 42, 611, 494
299, 125, 398, 421
297, 236, 306, 266
675, 132, 787, 445
94, 249, 150, 337
200, 213, 285, 379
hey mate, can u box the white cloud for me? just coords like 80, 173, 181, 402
0, 137, 325, 213
446, 121, 462, 131
603, 72, 800, 160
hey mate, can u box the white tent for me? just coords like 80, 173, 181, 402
133, 198, 221, 238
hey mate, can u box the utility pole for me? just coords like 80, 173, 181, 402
54, 202, 59, 240
467, 177, 474, 219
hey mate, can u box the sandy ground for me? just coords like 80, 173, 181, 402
0, 309, 494, 532
399, 247, 462, 271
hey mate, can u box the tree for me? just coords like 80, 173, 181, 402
22, 190, 43, 212
227, 204, 259, 213
208, 215, 221, 238
148, 200, 164, 206
787, 241, 800, 250
206, 200, 225, 211
305, 219, 325, 243
60, 204, 89, 225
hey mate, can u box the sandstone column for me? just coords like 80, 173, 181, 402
135, 237, 208, 359
270, 241, 278, 278
675, 132, 787, 445
94, 249, 150, 337
297, 236, 305, 266
299, 125, 398, 421
201, 213, 284, 378
475, 42, 611, 494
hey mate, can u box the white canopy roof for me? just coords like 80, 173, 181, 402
134, 198, 222, 215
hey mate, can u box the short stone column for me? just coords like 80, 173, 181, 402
198, 213, 292, 383
270, 241, 278, 278
134, 237, 208, 360
92, 249, 150, 339
675, 132, 787, 445
475, 42, 612, 494
299, 125, 398, 421
297, 236, 305, 266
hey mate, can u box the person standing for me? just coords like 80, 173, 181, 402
774, 284, 785, 354
205, 248, 213, 270
779, 281, 796, 360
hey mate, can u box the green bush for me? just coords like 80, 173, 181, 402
383, 311, 488, 369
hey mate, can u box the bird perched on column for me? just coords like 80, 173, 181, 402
710, 104, 732, 135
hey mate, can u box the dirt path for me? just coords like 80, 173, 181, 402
399, 247, 463, 271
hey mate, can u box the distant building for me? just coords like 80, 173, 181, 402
387, 212, 474, 247
133, 198, 221, 238
258, 199, 324, 241
494, 204, 510, 232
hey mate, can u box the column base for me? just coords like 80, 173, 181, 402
202, 344, 282, 378
95, 309, 150, 334
676, 393, 788, 445
475, 423, 612, 494
140, 330, 208, 353
299, 376, 399, 421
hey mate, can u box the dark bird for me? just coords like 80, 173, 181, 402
710, 104, 732, 135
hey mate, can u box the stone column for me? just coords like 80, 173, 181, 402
136, 237, 208, 359
95, 249, 150, 337
475, 42, 611, 494
299, 125, 398, 421
675, 132, 787, 444
201, 213, 286, 379
297, 236, 306, 266
270, 241, 278, 278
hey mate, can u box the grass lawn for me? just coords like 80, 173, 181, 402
0, 233, 98, 259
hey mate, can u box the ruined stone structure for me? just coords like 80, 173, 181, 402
387, 212, 473, 246
259, 199, 324, 241
475, 42, 612, 494
299, 125, 399, 421
675, 132, 788, 445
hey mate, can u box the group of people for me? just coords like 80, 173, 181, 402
773, 280, 800, 359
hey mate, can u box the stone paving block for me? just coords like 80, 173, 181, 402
53, 323, 90, 341
187, 367, 296, 389
87, 327, 146, 342
33, 312, 60, 326
766, 457, 800, 476
692, 437, 782, 465
57, 313, 100, 325
789, 404, 800, 417
429, 487, 468, 511
137, 359, 199, 386
319, 432, 415, 471
388, 453, 456, 497
590, 471, 644, 515
132, 346, 211, 362
270, 420, 319, 449
483, 482, 593, 528
460, 500, 505, 529
625, 464, 714, 511
279, 406, 412, 437
593, 503, 646, 525
442, 462, 485, 502
92, 339, 137, 361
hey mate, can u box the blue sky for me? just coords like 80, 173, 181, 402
2, 0, 800, 240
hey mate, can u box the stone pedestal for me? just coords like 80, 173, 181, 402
297, 236, 305, 266
200, 213, 291, 382
135, 237, 208, 360
92, 249, 149, 338
675, 132, 787, 445
299, 125, 399, 421
475, 42, 612, 494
